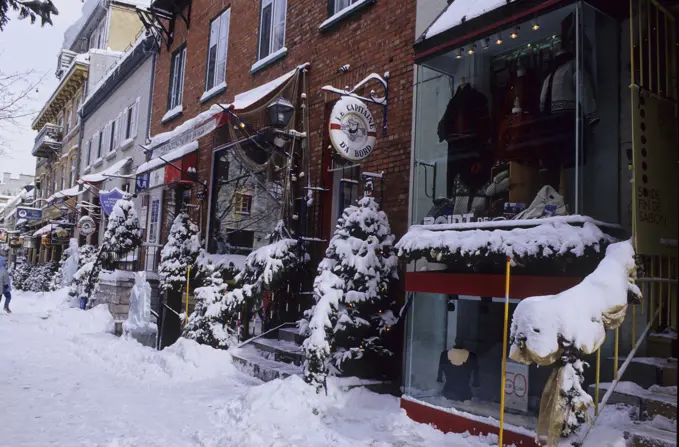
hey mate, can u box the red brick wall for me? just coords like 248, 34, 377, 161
150, 0, 416, 242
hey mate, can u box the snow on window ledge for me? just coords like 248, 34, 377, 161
319, 0, 375, 31
200, 81, 227, 103
120, 138, 135, 151
251, 47, 288, 74
83, 165, 92, 174
105, 151, 117, 161
93, 157, 104, 167
161, 105, 183, 124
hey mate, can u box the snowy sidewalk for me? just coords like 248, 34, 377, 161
0, 289, 497, 447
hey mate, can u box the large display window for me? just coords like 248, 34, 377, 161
412, 4, 622, 227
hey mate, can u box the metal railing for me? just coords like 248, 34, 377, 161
32, 123, 63, 157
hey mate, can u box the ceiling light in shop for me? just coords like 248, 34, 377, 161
496, 34, 503, 45
532, 20, 540, 31
510, 27, 519, 39
456, 48, 463, 59
467, 45, 475, 55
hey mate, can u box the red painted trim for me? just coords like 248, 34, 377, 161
415, 0, 565, 63
400, 398, 540, 446
330, 123, 341, 130
405, 272, 582, 298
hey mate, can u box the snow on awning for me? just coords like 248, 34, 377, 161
230, 64, 307, 111
136, 141, 199, 175
80, 157, 132, 183
15, 218, 26, 226
47, 184, 92, 203
423, 0, 514, 40
33, 224, 54, 237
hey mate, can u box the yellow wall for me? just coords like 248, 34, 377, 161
108, 6, 144, 52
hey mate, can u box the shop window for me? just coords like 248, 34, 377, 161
235, 193, 253, 215
258, 0, 286, 60
404, 293, 558, 430
168, 46, 187, 110
411, 4, 620, 226
206, 9, 230, 91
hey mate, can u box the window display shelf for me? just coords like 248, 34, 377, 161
405, 271, 582, 298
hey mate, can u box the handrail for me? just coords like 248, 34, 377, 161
236, 321, 297, 349
572, 307, 661, 447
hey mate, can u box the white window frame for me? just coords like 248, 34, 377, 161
258, 0, 286, 61
205, 9, 230, 92
169, 47, 187, 110
333, 0, 361, 14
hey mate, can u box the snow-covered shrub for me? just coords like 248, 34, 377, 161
222, 221, 302, 315
159, 212, 201, 294
69, 244, 100, 300
183, 260, 236, 349
302, 196, 399, 391
10, 262, 33, 290
25, 261, 59, 292
100, 198, 143, 270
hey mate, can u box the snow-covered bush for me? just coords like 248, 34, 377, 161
10, 262, 33, 290
183, 259, 236, 349
25, 261, 59, 292
159, 211, 201, 293
302, 196, 399, 391
69, 244, 100, 300
100, 198, 143, 270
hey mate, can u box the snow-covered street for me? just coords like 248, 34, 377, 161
0, 289, 500, 447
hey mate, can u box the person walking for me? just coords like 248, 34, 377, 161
0, 257, 11, 313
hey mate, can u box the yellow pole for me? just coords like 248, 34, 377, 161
498, 256, 511, 447
595, 347, 601, 416
614, 327, 620, 380
185, 264, 191, 324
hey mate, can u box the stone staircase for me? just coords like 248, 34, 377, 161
230, 326, 305, 382
588, 355, 677, 447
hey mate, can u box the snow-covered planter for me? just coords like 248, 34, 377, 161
158, 212, 201, 293
396, 220, 617, 276
508, 240, 642, 444
302, 196, 399, 392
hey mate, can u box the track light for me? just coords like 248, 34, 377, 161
467, 44, 475, 55
456, 48, 463, 59
496, 33, 503, 45
510, 26, 519, 39
532, 20, 540, 31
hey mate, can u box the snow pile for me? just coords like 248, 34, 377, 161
158, 212, 200, 293
424, 0, 515, 39
61, 238, 80, 286
302, 196, 399, 391
122, 272, 157, 346
509, 240, 641, 364
62, 0, 103, 50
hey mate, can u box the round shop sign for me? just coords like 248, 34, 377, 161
78, 216, 96, 236
329, 96, 377, 162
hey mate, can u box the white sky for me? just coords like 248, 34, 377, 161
0, 0, 84, 180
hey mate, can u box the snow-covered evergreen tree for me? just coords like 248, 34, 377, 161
183, 256, 235, 349
47, 250, 68, 291
302, 196, 399, 391
25, 261, 58, 292
10, 262, 32, 290
69, 244, 99, 300
100, 198, 143, 270
159, 211, 200, 293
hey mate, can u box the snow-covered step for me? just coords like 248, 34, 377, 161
647, 331, 678, 359
589, 382, 677, 421
625, 420, 677, 447
278, 327, 305, 345
230, 345, 303, 382
251, 337, 304, 366
610, 357, 678, 388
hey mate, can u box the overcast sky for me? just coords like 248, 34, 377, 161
0, 0, 83, 181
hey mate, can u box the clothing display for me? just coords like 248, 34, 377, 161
513, 185, 568, 220
437, 348, 479, 401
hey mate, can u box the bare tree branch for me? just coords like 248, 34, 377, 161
0, 65, 47, 154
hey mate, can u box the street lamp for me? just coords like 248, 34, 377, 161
267, 97, 295, 128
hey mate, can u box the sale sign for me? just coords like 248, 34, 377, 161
504, 360, 529, 412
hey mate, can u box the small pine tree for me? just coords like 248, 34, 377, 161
302, 196, 399, 391
100, 198, 143, 270
11, 262, 32, 290
158, 211, 200, 293
70, 244, 99, 300
183, 259, 235, 349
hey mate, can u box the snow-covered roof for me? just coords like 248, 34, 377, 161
149, 63, 309, 148
62, 0, 105, 50
135, 141, 198, 175
423, 0, 516, 40
81, 157, 132, 183
46, 184, 92, 203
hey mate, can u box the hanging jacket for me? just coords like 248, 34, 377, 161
438, 83, 491, 148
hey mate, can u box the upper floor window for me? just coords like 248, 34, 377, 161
206, 9, 230, 91
258, 0, 286, 60
124, 99, 139, 140
60, 166, 65, 191
168, 46, 187, 110
97, 130, 104, 159
89, 19, 106, 50
332, 0, 361, 15
71, 157, 76, 186
86, 139, 92, 166
65, 102, 72, 134
235, 192, 253, 215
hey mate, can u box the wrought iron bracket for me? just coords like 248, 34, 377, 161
136, 0, 192, 52
321, 72, 390, 136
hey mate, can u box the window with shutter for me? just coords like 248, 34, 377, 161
131, 98, 139, 138
97, 131, 104, 158
258, 0, 286, 61
110, 117, 118, 151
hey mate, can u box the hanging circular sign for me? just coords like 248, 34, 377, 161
329, 96, 377, 162
78, 216, 96, 236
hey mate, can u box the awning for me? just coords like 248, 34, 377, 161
423, 0, 510, 40
136, 141, 198, 176
15, 218, 27, 226
46, 183, 92, 203
80, 157, 132, 183
33, 224, 58, 237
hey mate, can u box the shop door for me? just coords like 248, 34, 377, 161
144, 189, 163, 272
629, 0, 677, 332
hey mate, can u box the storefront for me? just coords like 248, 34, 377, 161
401, 0, 677, 443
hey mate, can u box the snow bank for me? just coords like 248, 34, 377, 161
509, 240, 641, 365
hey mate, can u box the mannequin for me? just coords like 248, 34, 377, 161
437, 337, 479, 401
